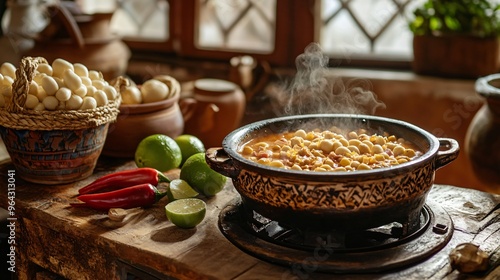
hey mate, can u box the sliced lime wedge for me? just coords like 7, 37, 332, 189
166, 179, 199, 201
165, 198, 206, 228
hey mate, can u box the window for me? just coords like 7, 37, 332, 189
320, 0, 424, 65
79, 0, 424, 68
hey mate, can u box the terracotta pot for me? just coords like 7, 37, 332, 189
23, 5, 130, 80
180, 79, 246, 148
412, 35, 500, 79
102, 90, 184, 158
465, 74, 500, 192
206, 114, 459, 230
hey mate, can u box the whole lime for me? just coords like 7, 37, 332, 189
180, 153, 227, 196
175, 134, 205, 166
135, 134, 182, 172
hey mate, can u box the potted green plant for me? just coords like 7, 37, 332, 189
409, 0, 500, 78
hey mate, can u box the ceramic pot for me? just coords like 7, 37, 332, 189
102, 90, 184, 158
0, 124, 109, 184
180, 79, 246, 148
23, 5, 130, 80
465, 74, 500, 191
206, 114, 459, 230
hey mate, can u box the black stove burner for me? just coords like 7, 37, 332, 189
218, 199, 454, 274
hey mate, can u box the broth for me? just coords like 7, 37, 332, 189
239, 127, 423, 172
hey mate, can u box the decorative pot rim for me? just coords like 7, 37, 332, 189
222, 113, 445, 179
476, 74, 500, 99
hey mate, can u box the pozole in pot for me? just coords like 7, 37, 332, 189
206, 114, 459, 230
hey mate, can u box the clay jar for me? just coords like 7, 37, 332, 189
465, 74, 500, 192
181, 79, 246, 148
102, 90, 184, 158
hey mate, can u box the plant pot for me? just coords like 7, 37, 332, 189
412, 35, 500, 79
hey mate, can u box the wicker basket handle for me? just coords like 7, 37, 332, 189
8, 57, 47, 113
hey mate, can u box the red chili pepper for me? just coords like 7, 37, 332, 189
72, 183, 166, 210
78, 168, 170, 195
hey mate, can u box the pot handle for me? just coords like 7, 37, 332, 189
435, 138, 460, 169
205, 147, 239, 179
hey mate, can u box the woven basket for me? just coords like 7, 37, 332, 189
0, 56, 122, 184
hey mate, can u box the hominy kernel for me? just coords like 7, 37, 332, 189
34, 102, 45, 111
42, 95, 59, 110
320, 164, 333, 171
73, 63, 89, 77
339, 138, 349, 147
319, 139, 334, 153
393, 145, 405, 156
74, 85, 87, 97
347, 131, 358, 139
63, 69, 82, 91
88, 70, 102, 80
339, 158, 351, 167
294, 129, 307, 138
291, 164, 302, 170
81, 76, 92, 86
348, 139, 362, 147
37, 64, 53, 76
404, 149, 416, 158
28, 81, 39, 96
41, 76, 59, 96
241, 146, 253, 155
36, 87, 47, 101
80, 96, 97, 110
103, 85, 118, 100
375, 154, 385, 161
374, 135, 386, 145
347, 145, 360, 154
269, 161, 285, 168
0, 62, 16, 78
52, 58, 74, 78
25, 94, 39, 109
371, 144, 384, 154
358, 143, 371, 154
86, 85, 97, 97
93, 90, 108, 106
323, 131, 335, 139
335, 146, 351, 156
357, 163, 372, 170
66, 94, 83, 110
55, 87, 71, 102
92, 79, 106, 90
398, 158, 408, 164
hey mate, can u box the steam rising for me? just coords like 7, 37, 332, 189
270, 43, 385, 116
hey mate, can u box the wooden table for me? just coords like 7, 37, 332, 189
1, 157, 499, 280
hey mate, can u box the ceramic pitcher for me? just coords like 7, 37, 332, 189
180, 79, 246, 148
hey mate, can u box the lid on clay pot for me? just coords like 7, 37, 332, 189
194, 79, 238, 95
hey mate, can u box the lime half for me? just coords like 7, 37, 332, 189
167, 179, 199, 201
165, 198, 206, 228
